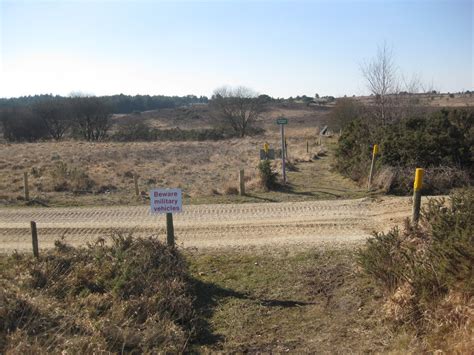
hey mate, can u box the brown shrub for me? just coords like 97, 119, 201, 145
222, 184, 239, 195
0, 233, 197, 353
50, 161, 95, 193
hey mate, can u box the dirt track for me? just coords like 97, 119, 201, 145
0, 196, 425, 252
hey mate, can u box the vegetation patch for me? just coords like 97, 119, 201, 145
257, 160, 279, 190
0, 233, 197, 353
187, 247, 397, 353
50, 161, 95, 193
336, 108, 473, 194
357, 189, 473, 351
113, 122, 230, 142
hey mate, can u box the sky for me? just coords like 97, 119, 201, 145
0, 0, 472, 98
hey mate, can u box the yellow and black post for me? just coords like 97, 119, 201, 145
263, 142, 269, 160
367, 144, 379, 191
412, 168, 424, 224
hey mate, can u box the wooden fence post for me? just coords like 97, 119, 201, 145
306, 140, 309, 153
367, 144, 379, 191
239, 169, 245, 196
24, 172, 30, 201
166, 213, 175, 247
31, 221, 39, 258
133, 174, 139, 197
412, 168, 424, 224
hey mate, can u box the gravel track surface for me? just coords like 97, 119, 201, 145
0, 196, 425, 252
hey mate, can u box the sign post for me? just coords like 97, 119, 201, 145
150, 188, 182, 247
276, 118, 288, 183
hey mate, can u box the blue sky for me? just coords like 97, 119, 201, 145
0, 0, 472, 98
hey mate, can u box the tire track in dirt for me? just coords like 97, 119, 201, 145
0, 196, 426, 252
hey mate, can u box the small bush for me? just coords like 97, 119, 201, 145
258, 160, 278, 190
50, 161, 95, 192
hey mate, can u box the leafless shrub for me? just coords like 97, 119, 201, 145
50, 161, 95, 193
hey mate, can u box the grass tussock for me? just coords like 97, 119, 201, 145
357, 188, 474, 351
0, 233, 197, 353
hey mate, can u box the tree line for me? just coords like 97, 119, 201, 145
0, 94, 209, 113
0, 94, 209, 142
1, 96, 112, 142
0, 88, 276, 142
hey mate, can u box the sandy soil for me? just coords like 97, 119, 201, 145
0, 195, 434, 253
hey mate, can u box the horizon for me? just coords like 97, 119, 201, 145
1, 0, 472, 99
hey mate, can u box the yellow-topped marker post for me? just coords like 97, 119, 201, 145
412, 168, 424, 223
263, 142, 269, 159
367, 144, 379, 191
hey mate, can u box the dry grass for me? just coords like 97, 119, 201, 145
0, 138, 262, 205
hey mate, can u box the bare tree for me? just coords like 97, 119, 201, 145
211, 86, 264, 137
330, 97, 363, 129
33, 98, 71, 140
71, 96, 111, 141
361, 42, 398, 124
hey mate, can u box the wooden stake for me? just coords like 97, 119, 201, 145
24, 172, 30, 201
31, 221, 39, 258
239, 169, 245, 196
133, 174, 139, 196
306, 140, 309, 153
166, 213, 175, 247
367, 144, 379, 191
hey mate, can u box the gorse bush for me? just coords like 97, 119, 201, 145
357, 189, 473, 346
258, 160, 278, 190
336, 108, 473, 194
380, 110, 471, 168
0, 233, 197, 353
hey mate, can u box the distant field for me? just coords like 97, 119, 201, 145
0, 104, 341, 207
